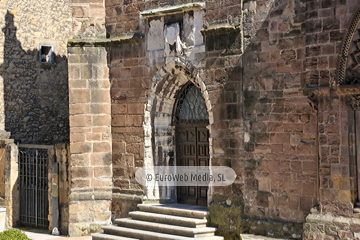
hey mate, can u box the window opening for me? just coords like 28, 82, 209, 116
39, 44, 54, 64
173, 82, 209, 125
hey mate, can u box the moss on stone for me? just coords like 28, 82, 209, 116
208, 195, 243, 240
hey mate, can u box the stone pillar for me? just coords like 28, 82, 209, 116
56, 144, 70, 235
316, 93, 353, 214
4, 141, 18, 228
68, 44, 112, 236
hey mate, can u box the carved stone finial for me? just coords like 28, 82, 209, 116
349, 94, 360, 110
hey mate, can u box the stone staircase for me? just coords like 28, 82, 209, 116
92, 203, 224, 240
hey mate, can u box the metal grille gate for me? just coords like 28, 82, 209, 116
19, 147, 49, 228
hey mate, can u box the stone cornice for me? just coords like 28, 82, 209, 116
67, 34, 145, 47
201, 23, 241, 36
304, 85, 360, 97
140, 2, 205, 17
304, 85, 360, 111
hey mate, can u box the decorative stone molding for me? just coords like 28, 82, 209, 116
349, 94, 360, 110
200, 24, 241, 36
67, 34, 144, 47
140, 2, 205, 18
143, 58, 213, 201
338, 9, 360, 85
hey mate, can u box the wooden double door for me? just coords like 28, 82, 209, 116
176, 126, 209, 206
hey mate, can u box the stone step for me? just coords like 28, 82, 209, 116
128, 211, 207, 228
137, 203, 209, 219
103, 225, 223, 240
354, 208, 360, 213
115, 218, 215, 238
92, 232, 139, 240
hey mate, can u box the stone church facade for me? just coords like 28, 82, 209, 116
0, 0, 360, 239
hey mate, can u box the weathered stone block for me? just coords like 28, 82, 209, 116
93, 142, 111, 152
70, 143, 92, 154
91, 104, 111, 114
91, 90, 111, 103
89, 4, 105, 18
93, 115, 111, 127
70, 115, 92, 127
70, 154, 90, 167
90, 152, 112, 165
86, 133, 101, 141
70, 104, 90, 115
70, 89, 91, 104
70, 167, 93, 179
91, 179, 112, 188
70, 133, 86, 142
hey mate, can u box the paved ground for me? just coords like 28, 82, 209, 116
18, 228, 287, 240
241, 234, 287, 240
18, 228, 92, 240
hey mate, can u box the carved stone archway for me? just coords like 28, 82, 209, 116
143, 58, 214, 202
338, 9, 360, 85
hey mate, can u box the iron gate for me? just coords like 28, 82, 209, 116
19, 147, 49, 228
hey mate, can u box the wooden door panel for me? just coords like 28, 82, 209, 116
176, 126, 209, 206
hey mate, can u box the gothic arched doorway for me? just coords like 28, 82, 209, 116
173, 82, 209, 206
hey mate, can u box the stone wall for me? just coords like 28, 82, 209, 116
67, 43, 112, 236
0, 0, 72, 144
240, 0, 317, 232
108, 38, 147, 218
106, 1, 245, 237
72, 0, 106, 38
0, 147, 5, 199
304, 211, 360, 239
101, 0, 360, 239
3, 140, 18, 228
56, 144, 70, 235
303, 0, 359, 213
239, 0, 359, 238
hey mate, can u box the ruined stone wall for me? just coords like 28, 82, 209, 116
106, 0, 200, 36
0, 0, 72, 144
72, 0, 106, 38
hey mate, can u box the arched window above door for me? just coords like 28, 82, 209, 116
339, 10, 360, 85
173, 82, 209, 125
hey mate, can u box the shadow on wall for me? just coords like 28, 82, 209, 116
1, 11, 69, 145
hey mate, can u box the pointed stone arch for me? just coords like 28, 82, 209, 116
143, 58, 213, 201
338, 8, 360, 85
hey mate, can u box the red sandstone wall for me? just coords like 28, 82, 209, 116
105, 0, 360, 237
72, 0, 106, 38
240, 0, 360, 226
105, 0, 242, 37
